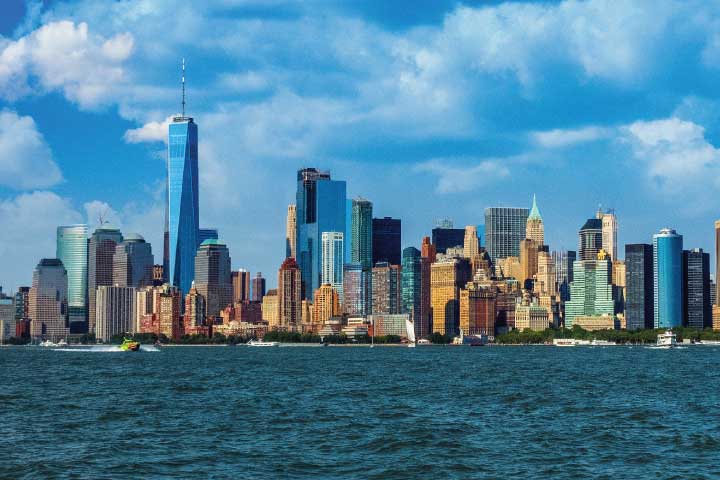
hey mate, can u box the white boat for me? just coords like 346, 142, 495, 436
590, 339, 616, 346
39, 340, 58, 347
553, 338, 577, 347
695, 340, 720, 346
417, 339, 431, 345
405, 318, 416, 348
650, 330, 677, 349
247, 339, 279, 347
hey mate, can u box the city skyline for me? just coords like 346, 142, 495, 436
4, 1, 720, 292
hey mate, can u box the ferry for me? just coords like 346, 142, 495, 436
552, 338, 577, 347
590, 339, 617, 346
650, 330, 677, 349
247, 339, 280, 347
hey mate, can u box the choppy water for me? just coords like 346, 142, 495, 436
2, 345, 720, 479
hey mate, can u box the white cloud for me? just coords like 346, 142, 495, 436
414, 158, 510, 194
0, 109, 63, 189
0, 21, 134, 109
123, 116, 173, 144
217, 72, 269, 92
532, 126, 613, 148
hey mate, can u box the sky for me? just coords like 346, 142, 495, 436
2, 0, 720, 291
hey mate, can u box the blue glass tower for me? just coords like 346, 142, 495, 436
296, 168, 346, 299
166, 116, 199, 296
653, 228, 683, 328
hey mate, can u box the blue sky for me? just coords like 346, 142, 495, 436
2, 0, 720, 291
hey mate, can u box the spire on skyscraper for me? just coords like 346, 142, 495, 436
528, 194, 542, 221
181, 58, 186, 118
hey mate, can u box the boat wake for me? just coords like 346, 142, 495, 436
54, 345, 160, 353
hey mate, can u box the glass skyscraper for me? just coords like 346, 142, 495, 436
198, 228, 218, 245
565, 256, 615, 328
625, 244, 654, 330
484, 207, 529, 262
194, 239, 232, 319
112, 234, 154, 288
401, 247, 423, 334
431, 226, 465, 255
683, 248, 710, 329
167, 116, 199, 297
372, 217, 401, 265
578, 218, 603, 261
351, 198, 373, 269
296, 168, 346, 299
653, 228, 683, 328
56, 224, 88, 332
321, 231, 344, 300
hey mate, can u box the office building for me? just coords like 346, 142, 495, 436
88, 225, 123, 334
430, 257, 472, 335
553, 250, 576, 302
432, 223, 465, 255
526, 195, 544, 245
519, 239, 538, 288
515, 300, 550, 331
262, 289, 280, 328
29, 259, 68, 339
56, 225, 88, 332
653, 228, 683, 329
343, 263, 371, 317
313, 284, 340, 324
371, 262, 401, 315
198, 228, 218, 245
113, 234, 154, 288
369, 313, 411, 338
157, 284, 182, 340
166, 115, 199, 297
579, 218, 603, 261
597, 208, 618, 261
286, 204, 297, 259
278, 257, 302, 329
14, 287, 30, 321
184, 282, 206, 328
251, 272, 266, 302
625, 244, 654, 330
401, 247, 431, 338
232, 269, 251, 303
296, 168, 346, 298
195, 239, 232, 319
95, 286, 136, 342
463, 226, 479, 259
372, 217, 401, 266
321, 231, 344, 300
484, 207, 529, 262
351, 198, 373, 269
459, 283, 496, 336
535, 249, 557, 296
421, 236, 436, 263
565, 250, 615, 328
683, 248, 711, 329
0, 297, 16, 343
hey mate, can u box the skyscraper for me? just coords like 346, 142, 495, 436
29, 259, 68, 339
232, 269, 251, 303
278, 257, 302, 329
683, 248, 711, 329
343, 263, 371, 316
401, 247, 431, 337
519, 239, 538, 287
715, 220, 720, 306
296, 168, 346, 298
195, 239, 232, 319
578, 218, 603, 261
431, 223, 465, 255
553, 250, 576, 302
430, 257, 472, 335
653, 228, 683, 329
484, 207, 529, 262
95, 286, 136, 342
251, 272, 266, 302
371, 262, 401, 315
625, 244, 654, 330
526, 195, 544, 245
565, 250, 615, 328
88, 225, 123, 334
463, 226, 479, 259
535, 249, 556, 296
184, 282, 206, 329
56, 224, 88, 332
166, 112, 199, 297
198, 228, 218, 245
312, 283, 340, 324
421, 236, 436, 263
321, 232, 344, 300
459, 282, 497, 336
351, 198, 373, 269
286, 204, 297, 259
372, 217, 401, 266
113, 234, 154, 288
597, 208, 618, 261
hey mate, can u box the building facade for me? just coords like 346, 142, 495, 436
683, 248, 711, 329
251, 272, 266, 302
430, 258, 472, 335
463, 226, 479, 259
525, 195, 544, 245
484, 207, 529, 262
278, 258, 302, 329
113, 234, 154, 289
625, 244, 654, 330
343, 263, 371, 317
195, 239, 232, 319
371, 262, 401, 315
56, 224, 88, 332
88, 225, 123, 334
372, 217, 401, 266
95, 286, 136, 342
565, 251, 615, 328
431, 225, 465, 255
29, 259, 68, 339
351, 198, 373, 269
321, 231, 344, 301
313, 284, 340, 324
232, 269, 251, 304
653, 228, 683, 329
579, 218, 603, 261
286, 204, 297, 259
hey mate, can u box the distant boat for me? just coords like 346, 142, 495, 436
405, 318, 416, 348
590, 339, 616, 346
247, 339, 279, 347
553, 338, 577, 347
649, 330, 677, 349
119, 337, 140, 352
39, 340, 58, 347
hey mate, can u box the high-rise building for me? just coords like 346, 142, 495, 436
372, 217, 401, 266
278, 258, 302, 329
715, 220, 720, 306
232, 269, 251, 303
463, 226, 479, 259
286, 204, 297, 259
459, 283, 497, 336
14, 287, 30, 321
526, 195, 544, 245
401, 247, 431, 338
625, 244, 654, 330
296, 168, 346, 298
166, 115, 199, 297
535, 249, 556, 296
56, 224, 88, 332
421, 236, 436, 263
484, 207, 529, 262
88, 225, 123, 334
553, 250, 576, 302
430, 257, 472, 335
519, 239, 538, 288
157, 284, 182, 340
313, 284, 340, 324
198, 228, 218, 245
371, 262, 401, 315
565, 250, 615, 328
343, 263, 371, 316
653, 228, 683, 329
431, 225, 465, 255
597, 208, 618, 261
113, 234, 154, 288
351, 198, 373, 269
0, 296, 15, 343
321, 232, 344, 304
515, 300, 550, 331
195, 239, 232, 319
184, 282, 206, 329
578, 218, 603, 261
683, 248, 711, 329
95, 286, 136, 342
251, 272, 266, 302
29, 259, 68, 339
262, 289, 280, 328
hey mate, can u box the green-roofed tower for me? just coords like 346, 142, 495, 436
526, 194, 544, 245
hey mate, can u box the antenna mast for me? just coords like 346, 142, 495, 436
181, 58, 186, 118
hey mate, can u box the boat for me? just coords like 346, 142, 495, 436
650, 330, 677, 349
119, 337, 140, 351
39, 339, 58, 347
405, 318, 416, 348
695, 340, 720, 346
590, 339, 616, 346
553, 338, 577, 347
247, 339, 279, 347
417, 339, 431, 345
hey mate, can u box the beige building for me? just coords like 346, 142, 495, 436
313, 284, 340, 324
519, 239, 538, 286
526, 194, 544, 245
278, 258, 302, 329
157, 285, 182, 340
463, 226, 479, 259
496, 256, 521, 280
573, 315, 616, 331
535, 250, 556, 295
597, 208, 618, 261
515, 300, 549, 331
286, 204, 297, 259
262, 290, 280, 328
460, 282, 497, 336
431, 258, 471, 335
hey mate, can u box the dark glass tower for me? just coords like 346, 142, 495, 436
578, 218, 603, 261
194, 239, 232, 319
431, 227, 465, 255
113, 234, 154, 288
372, 217, 401, 266
683, 248, 711, 329
625, 244, 654, 330
484, 208, 529, 262
88, 226, 123, 334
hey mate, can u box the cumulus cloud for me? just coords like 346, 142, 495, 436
532, 126, 614, 148
0, 21, 134, 108
0, 109, 63, 189
414, 158, 510, 194
123, 115, 173, 144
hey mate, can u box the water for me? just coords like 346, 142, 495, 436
2, 345, 720, 479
